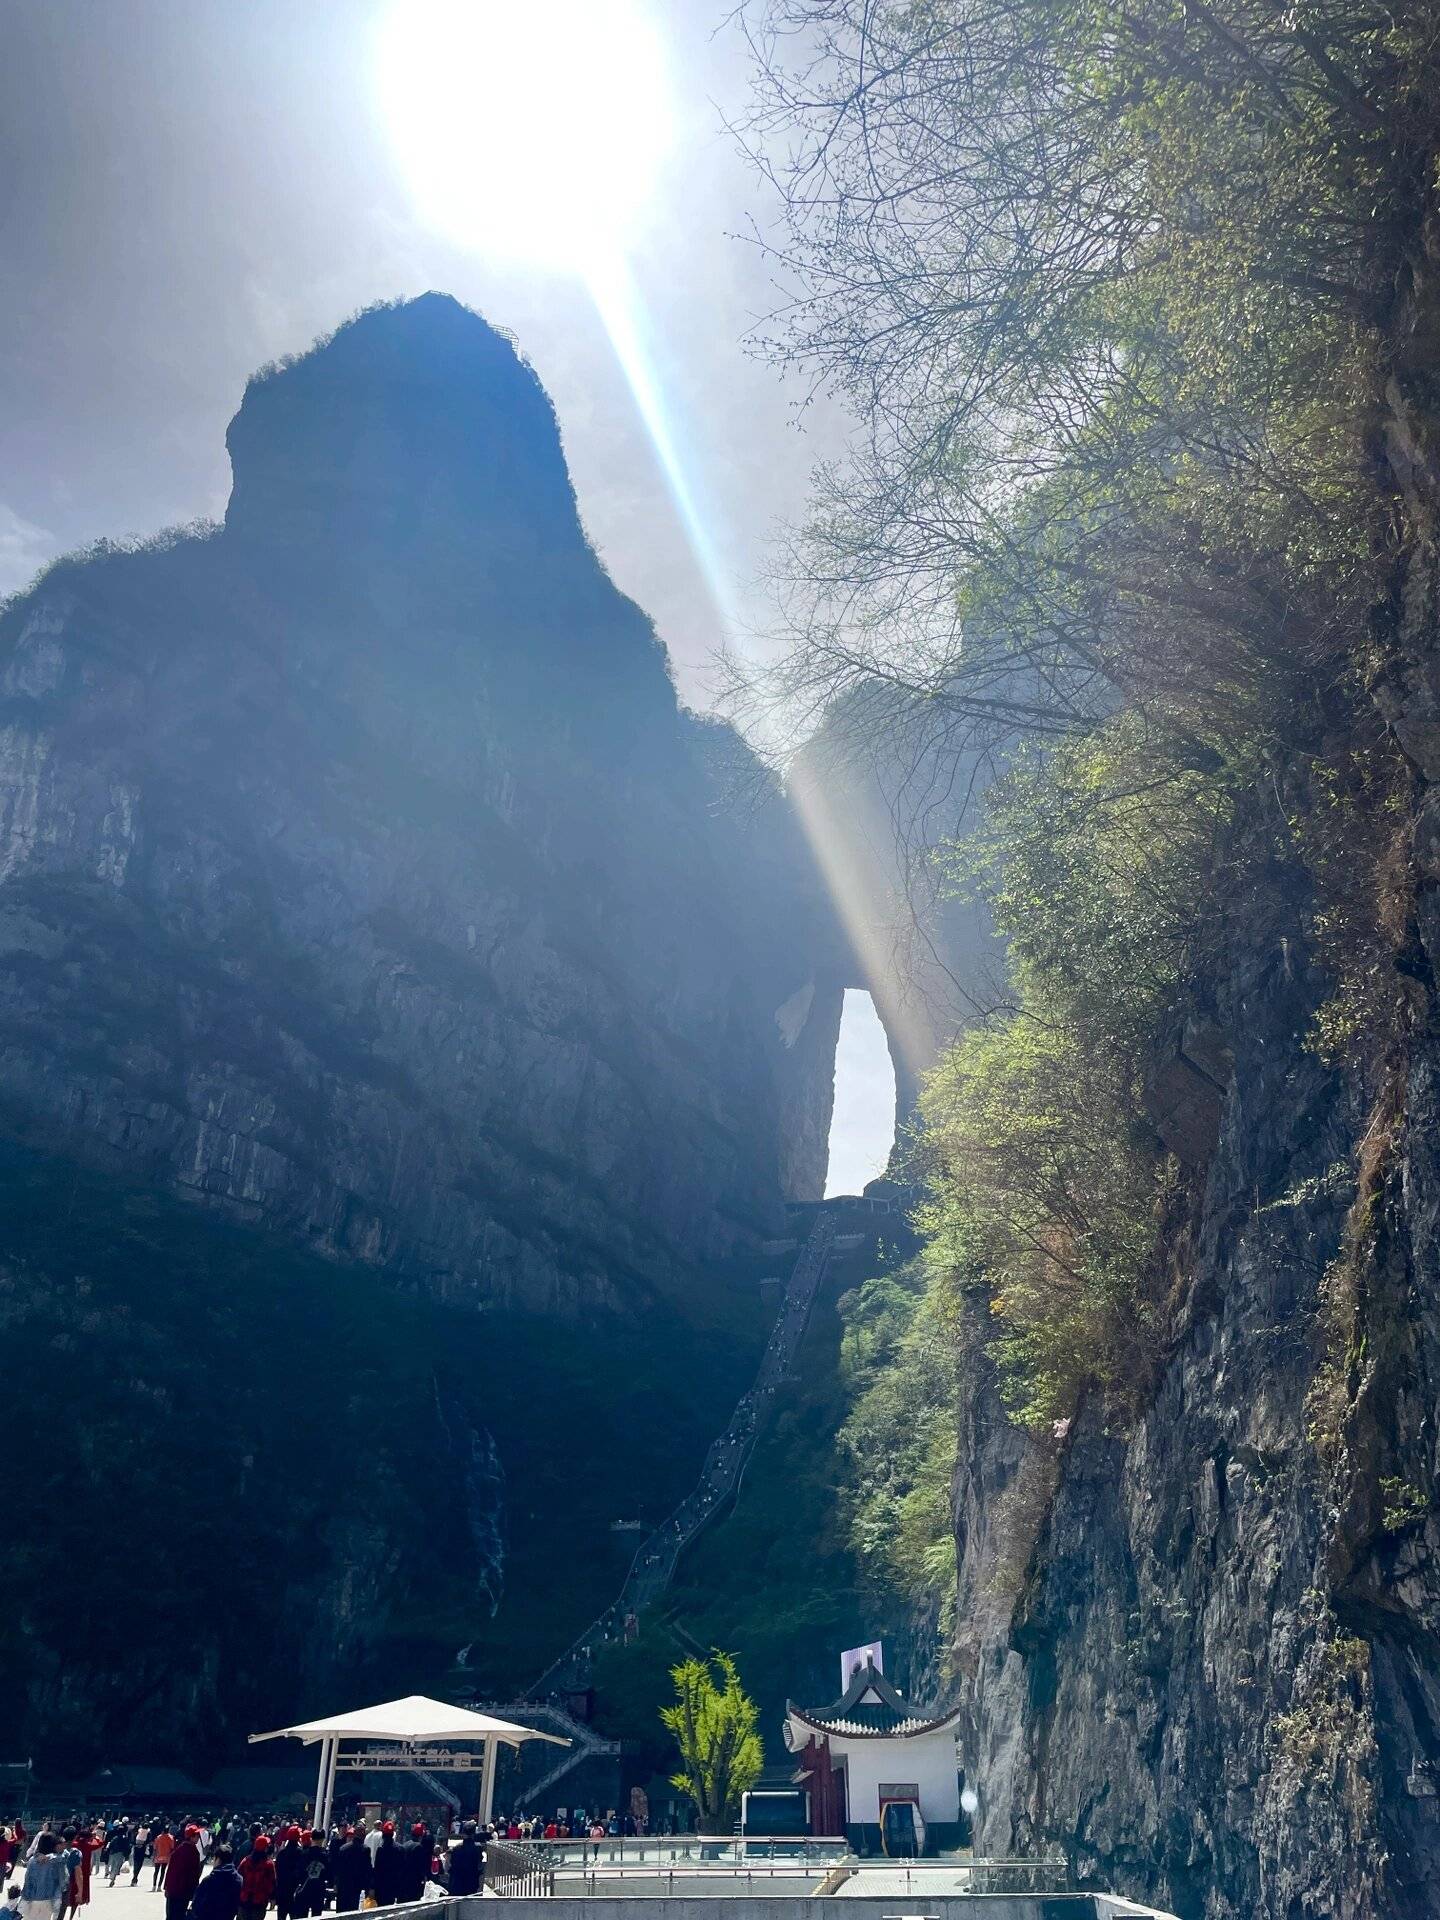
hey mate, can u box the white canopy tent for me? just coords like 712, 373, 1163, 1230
250, 1694, 569, 1829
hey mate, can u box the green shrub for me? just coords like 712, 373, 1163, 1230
919, 1003, 1171, 1429
837, 1260, 959, 1615
910, 720, 1231, 1427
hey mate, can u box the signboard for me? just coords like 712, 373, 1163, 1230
334, 1746, 485, 1770
840, 1641, 884, 1691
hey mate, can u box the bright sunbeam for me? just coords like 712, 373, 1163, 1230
376, 0, 738, 638
376, 0, 674, 269
587, 256, 740, 636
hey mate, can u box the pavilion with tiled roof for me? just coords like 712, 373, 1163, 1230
782, 1659, 962, 1854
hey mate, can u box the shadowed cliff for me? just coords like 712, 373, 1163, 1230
0, 295, 806, 1310
0, 296, 843, 1767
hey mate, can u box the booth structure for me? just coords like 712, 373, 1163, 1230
250, 1693, 568, 1829
783, 1661, 962, 1855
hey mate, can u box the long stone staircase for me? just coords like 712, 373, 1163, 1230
523, 1210, 836, 1703
449, 1211, 839, 1811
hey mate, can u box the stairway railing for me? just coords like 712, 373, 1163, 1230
526, 1212, 837, 1699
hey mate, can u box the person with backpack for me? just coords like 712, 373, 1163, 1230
293, 1834, 328, 1919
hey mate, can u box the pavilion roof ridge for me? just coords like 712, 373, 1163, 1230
249, 1692, 568, 1748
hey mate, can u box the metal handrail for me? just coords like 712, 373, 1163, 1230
533, 1843, 1075, 1873
486, 1838, 556, 1898
537, 1841, 843, 1860
544, 1856, 1072, 1898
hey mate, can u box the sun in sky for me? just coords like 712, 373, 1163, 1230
377, 0, 739, 660
375, 0, 676, 272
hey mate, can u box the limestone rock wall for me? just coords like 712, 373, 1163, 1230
953, 859, 1440, 1919
0, 296, 811, 1310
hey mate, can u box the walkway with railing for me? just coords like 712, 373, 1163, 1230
541, 1835, 851, 1873
527, 1838, 1073, 1899
527, 1212, 837, 1700
486, 1838, 557, 1897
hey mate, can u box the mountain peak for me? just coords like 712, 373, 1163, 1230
223, 294, 587, 566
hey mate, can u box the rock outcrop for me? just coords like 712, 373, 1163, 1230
0, 293, 982, 1777
0, 295, 822, 1309
952, 849, 1440, 1919
0, 295, 856, 1769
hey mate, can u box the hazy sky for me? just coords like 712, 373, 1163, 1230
0, 0, 892, 1184
826, 992, 898, 1198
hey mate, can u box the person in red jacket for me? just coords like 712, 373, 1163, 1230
239, 1835, 275, 1920
164, 1827, 204, 1920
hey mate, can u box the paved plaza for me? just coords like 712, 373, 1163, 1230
20, 1861, 454, 1920
37, 1869, 170, 1920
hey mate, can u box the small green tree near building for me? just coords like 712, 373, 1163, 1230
660, 1650, 764, 1827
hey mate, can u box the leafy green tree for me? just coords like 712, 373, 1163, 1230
733, 0, 1432, 1075
838, 1260, 960, 1611
660, 1651, 764, 1827
737, 0, 1438, 782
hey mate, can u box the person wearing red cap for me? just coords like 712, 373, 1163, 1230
394, 1827, 430, 1909
238, 1836, 275, 1920
272, 1831, 305, 1920
370, 1827, 401, 1910
163, 1827, 203, 1920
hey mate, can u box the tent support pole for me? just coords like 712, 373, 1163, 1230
313, 1737, 331, 1827
480, 1734, 498, 1825
317, 1735, 338, 1831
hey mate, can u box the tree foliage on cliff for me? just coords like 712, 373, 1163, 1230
737, 0, 1435, 772
837, 1259, 959, 1611
739, 0, 1439, 1424
913, 725, 1230, 1424
660, 1651, 764, 1825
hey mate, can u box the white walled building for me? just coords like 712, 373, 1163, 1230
782, 1660, 962, 1855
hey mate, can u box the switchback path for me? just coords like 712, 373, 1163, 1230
525, 1210, 837, 1700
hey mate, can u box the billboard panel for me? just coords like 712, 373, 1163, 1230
840, 1640, 884, 1691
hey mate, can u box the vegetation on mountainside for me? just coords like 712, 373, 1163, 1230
917, 725, 1229, 1427
660, 1651, 764, 1825
836, 1259, 959, 1619
740, 0, 1438, 1440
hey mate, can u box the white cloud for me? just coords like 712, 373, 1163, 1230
0, 502, 55, 598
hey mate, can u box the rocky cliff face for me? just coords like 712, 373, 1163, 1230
0, 294, 821, 1309
952, 848, 1440, 1919
0, 294, 851, 1769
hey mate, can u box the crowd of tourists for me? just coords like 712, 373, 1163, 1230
1, 1804, 666, 1920
0, 1814, 510, 1920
